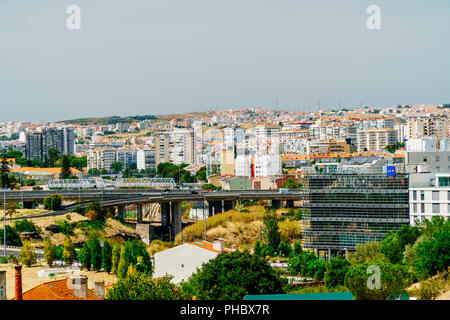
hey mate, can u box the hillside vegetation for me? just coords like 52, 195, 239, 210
175, 208, 302, 251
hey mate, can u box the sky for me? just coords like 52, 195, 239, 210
0, 0, 449, 122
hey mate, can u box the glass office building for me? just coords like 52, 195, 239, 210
302, 173, 409, 254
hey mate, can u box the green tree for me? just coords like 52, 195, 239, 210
111, 243, 121, 275
195, 166, 207, 182
0, 225, 22, 246
182, 250, 284, 300
261, 210, 281, 252
347, 241, 387, 265
43, 237, 56, 267
254, 240, 262, 257
62, 236, 76, 266
60, 155, 72, 179
43, 194, 62, 211
325, 257, 350, 288
80, 241, 91, 271
90, 238, 102, 271
107, 273, 189, 300
102, 241, 113, 273
414, 229, 450, 279
20, 240, 37, 267
379, 225, 421, 264
305, 259, 327, 281
287, 251, 318, 276
110, 162, 123, 174
45, 148, 61, 167
344, 262, 412, 300
277, 241, 291, 258
117, 243, 134, 279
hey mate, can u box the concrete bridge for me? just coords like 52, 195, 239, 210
2, 190, 305, 243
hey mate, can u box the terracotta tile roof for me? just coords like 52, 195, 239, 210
14, 278, 101, 300
189, 241, 233, 254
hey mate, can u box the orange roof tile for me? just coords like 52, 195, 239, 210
15, 278, 101, 300
189, 241, 233, 254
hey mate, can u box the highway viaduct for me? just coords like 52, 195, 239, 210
2, 190, 305, 242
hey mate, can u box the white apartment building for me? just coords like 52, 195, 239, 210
224, 127, 245, 145
235, 154, 281, 177
409, 173, 450, 225
137, 149, 156, 171
87, 149, 117, 171
154, 129, 194, 165
357, 128, 398, 152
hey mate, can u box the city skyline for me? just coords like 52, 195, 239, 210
1, 0, 449, 122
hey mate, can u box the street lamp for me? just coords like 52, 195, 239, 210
203, 193, 207, 241
1, 188, 10, 257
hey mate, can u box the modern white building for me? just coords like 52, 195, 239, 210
137, 149, 156, 171
409, 173, 450, 225
357, 128, 398, 152
153, 239, 231, 284
235, 154, 282, 177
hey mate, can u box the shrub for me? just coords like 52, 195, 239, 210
87, 210, 98, 221
54, 219, 73, 236
43, 194, 62, 211
74, 205, 85, 215
14, 219, 41, 234
107, 274, 189, 300
417, 278, 445, 300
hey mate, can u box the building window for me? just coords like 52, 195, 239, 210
436, 156, 440, 162
448, 191, 450, 201
423, 157, 427, 162
413, 190, 417, 201
436, 166, 440, 172
421, 203, 425, 213
432, 190, 440, 201
448, 205, 450, 214
420, 191, 425, 201
432, 203, 440, 214
413, 203, 417, 213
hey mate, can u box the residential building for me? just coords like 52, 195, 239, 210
407, 117, 448, 139
309, 140, 350, 155
409, 173, 450, 225
137, 149, 156, 171
87, 149, 117, 171
357, 128, 397, 152
153, 239, 232, 284
154, 129, 194, 165
406, 137, 450, 173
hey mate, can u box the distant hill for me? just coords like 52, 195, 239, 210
60, 112, 210, 125
59, 115, 157, 126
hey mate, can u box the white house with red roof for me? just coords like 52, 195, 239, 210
153, 239, 233, 284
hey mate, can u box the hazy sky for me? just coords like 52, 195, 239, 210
1, 1, 449, 122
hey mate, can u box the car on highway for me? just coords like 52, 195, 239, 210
190, 190, 199, 195
279, 188, 292, 194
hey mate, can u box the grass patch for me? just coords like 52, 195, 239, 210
176, 211, 265, 243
